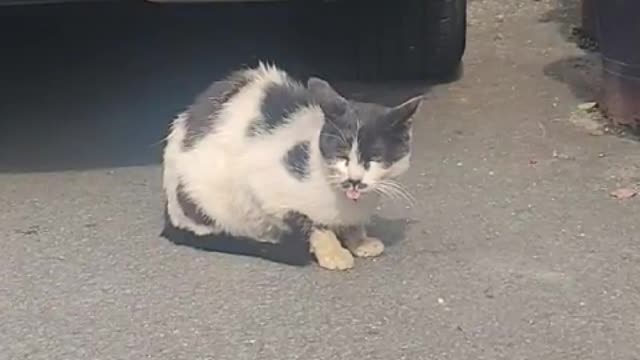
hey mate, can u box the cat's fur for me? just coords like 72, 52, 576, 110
161, 63, 422, 270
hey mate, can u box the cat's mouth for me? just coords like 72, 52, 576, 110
345, 188, 361, 201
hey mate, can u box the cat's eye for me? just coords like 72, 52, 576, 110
338, 156, 349, 164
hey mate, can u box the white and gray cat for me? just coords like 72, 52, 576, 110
161, 63, 422, 270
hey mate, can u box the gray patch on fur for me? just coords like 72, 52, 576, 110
310, 77, 421, 168
319, 98, 420, 168
182, 70, 252, 149
355, 103, 412, 166
176, 183, 215, 227
247, 82, 311, 136
283, 141, 311, 180
282, 210, 314, 236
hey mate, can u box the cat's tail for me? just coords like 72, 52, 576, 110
160, 211, 312, 267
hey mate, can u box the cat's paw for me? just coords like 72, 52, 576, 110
349, 237, 385, 258
315, 246, 355, 271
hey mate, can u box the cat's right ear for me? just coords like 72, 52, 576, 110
307, 77, 345, 100
307, 77, 348, 114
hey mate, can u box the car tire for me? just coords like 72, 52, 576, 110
353, 0, 467, 81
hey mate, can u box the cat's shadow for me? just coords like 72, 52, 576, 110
366, 215, 412, 248
162, 213, 411, 267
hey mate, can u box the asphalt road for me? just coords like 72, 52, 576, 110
2, 1, 640, 359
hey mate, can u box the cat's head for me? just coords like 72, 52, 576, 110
308, 77, 423, 202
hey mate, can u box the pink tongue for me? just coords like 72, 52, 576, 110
346, 189, 361, 201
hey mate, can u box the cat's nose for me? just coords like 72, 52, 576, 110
344, 179, 367, 190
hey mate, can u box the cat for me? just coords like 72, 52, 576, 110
161, 63, 422, 270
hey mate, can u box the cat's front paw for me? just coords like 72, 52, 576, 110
315, 246, 355, 270
348, 237, 385, 258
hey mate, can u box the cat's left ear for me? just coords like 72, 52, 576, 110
386, 95, 424, 127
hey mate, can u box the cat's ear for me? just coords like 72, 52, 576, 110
386, 95, 424, 127
307, 77, 345, 101
307, 77, 348, 114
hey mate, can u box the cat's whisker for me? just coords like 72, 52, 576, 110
377, 181, 416, 207
396, 189, 416, 207
324, 117, 349, 144
380, 179, 411, 193
320, 133, 346, 144
374, 184, 400, 202
384, 182, 416, 206
386, 190, 404, 204
372, 187, 389, 199
385, 187, 413, 207
326, 176, 344, 187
